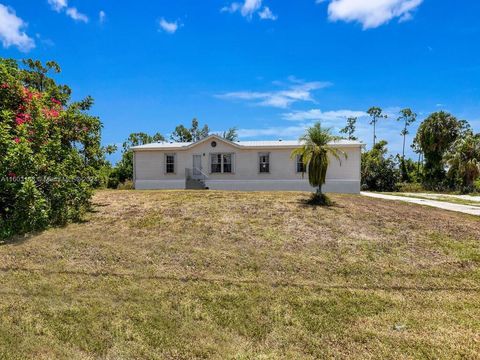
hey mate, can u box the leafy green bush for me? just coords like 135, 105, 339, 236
361, 141, 400, 192
444, 132, 480, 193
413, 111, 469, 190
474, 179, 480, 194
0, 59, 105, 239
117, 180, 134, 190
396, 182, 424, 193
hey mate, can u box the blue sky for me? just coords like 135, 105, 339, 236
1, 0, 479, 162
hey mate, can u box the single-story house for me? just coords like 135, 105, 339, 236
132, 134, 361, 193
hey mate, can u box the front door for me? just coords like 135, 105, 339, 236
193, 155, 202, 179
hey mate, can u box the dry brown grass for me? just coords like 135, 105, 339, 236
1, 190, 479, 359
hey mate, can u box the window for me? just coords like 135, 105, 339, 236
259, 153, 270, 173
165, 154, 175, 174
210, 153, 233, 173
223, 154, 232, 173
296, 155, 306, 173
211, 154, 222, 173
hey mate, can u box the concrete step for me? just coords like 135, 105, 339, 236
186, 179, 208, 190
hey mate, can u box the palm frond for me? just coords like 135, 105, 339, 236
291, 122, 348, 193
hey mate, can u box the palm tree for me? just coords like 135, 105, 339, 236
292, 122, 347, 199
367, 107, 387, 147
444, 132, 480, 192
397, 108, 417, 159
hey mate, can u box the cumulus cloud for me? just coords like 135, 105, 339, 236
258, 6, 277, 20
66, 7, 88, 23
0, 4, 35, 52
47, 0, 89, 23
217, 78, 331, 108
47, 0, 67, 12
317, 0, 423, 29
158, 18, 180, 34
222, 0, 277, 21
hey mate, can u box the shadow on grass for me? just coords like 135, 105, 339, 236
0, 230, 44, 247
1, 203, 101, 246
87, 201, 110, 214
298, 193, 339, 209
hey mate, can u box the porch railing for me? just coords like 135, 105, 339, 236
185, 167, 208, 181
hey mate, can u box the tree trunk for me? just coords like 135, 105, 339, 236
373, 119, 376, 147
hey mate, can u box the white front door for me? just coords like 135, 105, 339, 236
193, 155, 202, 179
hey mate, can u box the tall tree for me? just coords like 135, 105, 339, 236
397, 108, 417, 159
222, 127, 238, 141
170, 118, 210, 142
367, 107, 387, 147
291, 122, 346, 202
361, 141, 399, 192
414, 111, 468, 189
444, 132, 480, 192
340, 117, 357, 140
170, 125, 192, 142
190, 118, 210, 142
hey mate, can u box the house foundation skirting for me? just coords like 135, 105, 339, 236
134, 179, 360, 194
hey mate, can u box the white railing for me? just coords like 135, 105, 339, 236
185, 167, 208, 181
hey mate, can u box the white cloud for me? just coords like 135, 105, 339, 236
48, 0, 67, 12
158, 18, 180, 34
99, 10, 106, 23
66, 7, 88, 23
217, 79, 331, 108
222, 0, 277, 21
283, 109, 368, 122
258, 6, 277, 20
47, 0, 89, 23
318, 0, 423, 29
0, 4, 35, 52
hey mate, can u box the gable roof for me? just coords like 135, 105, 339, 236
132, 134, 362, 151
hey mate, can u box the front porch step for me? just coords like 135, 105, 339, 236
186, 179, 208, 190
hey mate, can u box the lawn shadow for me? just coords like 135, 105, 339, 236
88, 202, 110, 214
298, 193, 342, 209
1, 199, 109, 246
0, 230, 44, 247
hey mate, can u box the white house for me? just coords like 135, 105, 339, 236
132, 134, 361, 193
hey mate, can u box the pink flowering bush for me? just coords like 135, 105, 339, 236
0, 59, 105, 239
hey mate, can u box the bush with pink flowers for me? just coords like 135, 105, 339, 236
0, 59, 105, 239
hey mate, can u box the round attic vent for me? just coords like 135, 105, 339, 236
211, 141, 217, 148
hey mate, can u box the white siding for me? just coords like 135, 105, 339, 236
134, 139, 361, 193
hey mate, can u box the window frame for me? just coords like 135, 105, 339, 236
165, 153, 176, 174
296, 154, 306, 173
210, 153, 235, 174
258, 152, 270, 174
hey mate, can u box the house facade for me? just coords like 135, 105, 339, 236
132, 135, 362, 193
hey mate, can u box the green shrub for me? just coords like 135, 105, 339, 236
11, 179, 49, 233
396, 182, 424, 193
361, 141, 400, 192
474, 179, 480, 194
117, 180, 134, 190
0, 59, 105, 239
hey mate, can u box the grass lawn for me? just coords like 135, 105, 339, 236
1, 190, 479, 359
